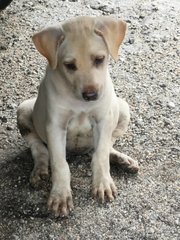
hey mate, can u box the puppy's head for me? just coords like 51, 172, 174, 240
32, 16, 127, 101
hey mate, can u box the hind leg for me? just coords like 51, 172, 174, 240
17, 98, 49, 187
27, 132, 49, 186
112, 98, 130, 140
111, 98, 139, 173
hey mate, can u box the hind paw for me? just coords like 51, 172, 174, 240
30, 166, 49, 187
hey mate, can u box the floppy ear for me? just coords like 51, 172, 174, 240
32, 26, 64, 69
95, 17, 127, 60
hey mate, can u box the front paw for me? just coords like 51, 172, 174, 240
92, 175, 117, 203
48, 188, 74, 217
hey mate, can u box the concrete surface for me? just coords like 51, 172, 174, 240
0, 0, 179, 239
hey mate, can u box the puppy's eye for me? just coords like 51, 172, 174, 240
94, 56, 105, 67
64, 62, 77, 71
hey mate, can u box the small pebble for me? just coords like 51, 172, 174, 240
167, 101, 175, 108
7, 125, 13, 131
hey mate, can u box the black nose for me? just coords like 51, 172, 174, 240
82, 91, 98, 101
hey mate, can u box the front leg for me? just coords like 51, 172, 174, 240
92, 118, 117, 202
46, 124, 73, 217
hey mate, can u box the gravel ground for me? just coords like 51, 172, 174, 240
0, 0, 180, 239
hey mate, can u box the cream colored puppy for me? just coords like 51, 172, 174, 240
17, 16, 139, 217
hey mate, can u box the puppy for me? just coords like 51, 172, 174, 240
17, 16, 139, 217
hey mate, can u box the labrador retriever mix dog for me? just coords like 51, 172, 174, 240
17, 16, 139, 217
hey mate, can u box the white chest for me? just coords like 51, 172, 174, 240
66, 113, 94, 153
